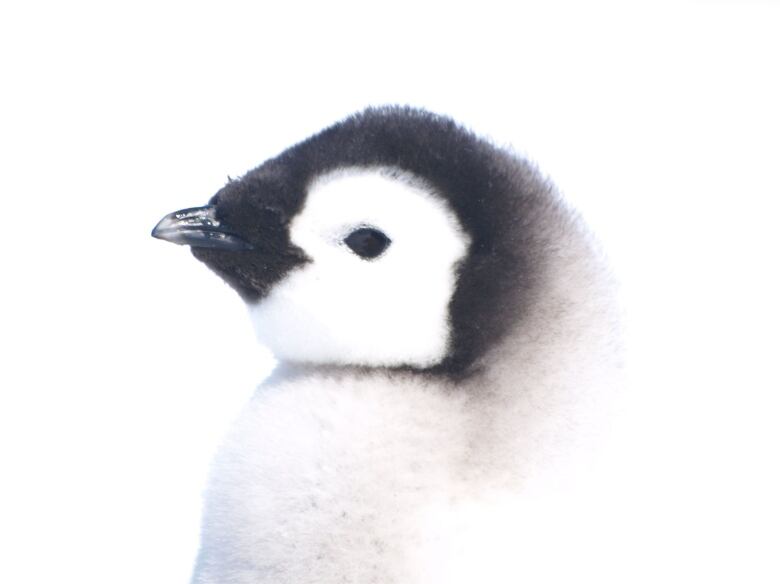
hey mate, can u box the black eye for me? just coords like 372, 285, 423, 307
343, 227, 391, 259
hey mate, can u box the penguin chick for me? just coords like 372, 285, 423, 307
153, 107, 622, 584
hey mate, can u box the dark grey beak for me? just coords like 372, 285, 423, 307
151, 205, 253, 251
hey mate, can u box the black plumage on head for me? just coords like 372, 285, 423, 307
192, 107, 563, 377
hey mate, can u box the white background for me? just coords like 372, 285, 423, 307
1, 1, 778, 582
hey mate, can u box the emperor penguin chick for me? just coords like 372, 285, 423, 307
153, 107, 622, 584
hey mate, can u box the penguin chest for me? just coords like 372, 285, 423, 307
194, 372, 469, 583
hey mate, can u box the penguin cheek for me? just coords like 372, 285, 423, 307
247, 250, 456, 369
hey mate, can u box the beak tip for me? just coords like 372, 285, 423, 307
151, 222, 182, 245
151, 214, 178, 244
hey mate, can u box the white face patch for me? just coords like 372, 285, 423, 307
249, 168, 471, 368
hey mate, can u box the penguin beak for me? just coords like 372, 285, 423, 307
151, 205, 253, 251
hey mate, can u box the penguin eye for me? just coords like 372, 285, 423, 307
343, 227, 391, 259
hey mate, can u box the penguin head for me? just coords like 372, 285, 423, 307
153, 107, 551, 376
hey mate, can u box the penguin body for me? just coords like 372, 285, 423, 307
153, 107, 622, 583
